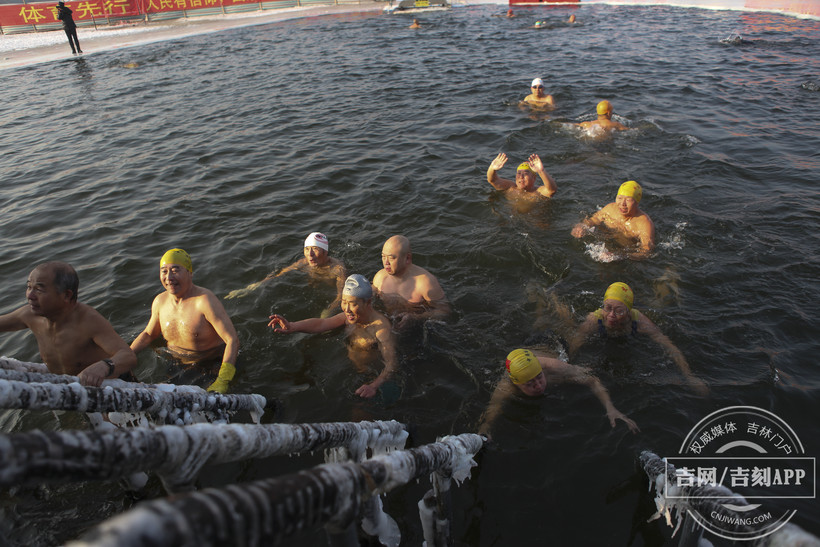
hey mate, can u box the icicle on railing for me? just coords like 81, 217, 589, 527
0, 378, 268, 426
0, 420, 409, 493
67, 433, 484, 547
639, 450, 820, 545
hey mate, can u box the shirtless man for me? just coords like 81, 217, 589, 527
486, 153, 557, 199
478, 348, 639, 437
131, 249, 239, 393
226, 233, 346, 314
572, 180, 655, 259
520, 78, 554, 110
0, 261, 136, 387
409, 18, 420, 29
568, 282, 708, 395
268, 274, 398, 398
372, 235, 450, 330
578, 100, 628, 133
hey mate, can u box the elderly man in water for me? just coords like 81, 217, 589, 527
226, 232, 346, 314
269, 274, 398, 399
486, 152, 558, 199
572, 180, 655, 260
568, 282, 708, 395
0, 261, 137, 386
577, 100, 628, 133
372, 235, 450, 330
520, 78, 555, 110
478, 348, 639, 437
131, 249, 239, 393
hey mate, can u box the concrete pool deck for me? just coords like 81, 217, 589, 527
0, 3, 388, 71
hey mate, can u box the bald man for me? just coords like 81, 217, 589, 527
572, 180, 655, 260
0, 261, 136, 386
131, 249, 239, 393
578, 100, 628, 132
372, 235, 450, 330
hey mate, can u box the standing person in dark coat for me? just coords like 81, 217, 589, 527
56, 2, 82, 55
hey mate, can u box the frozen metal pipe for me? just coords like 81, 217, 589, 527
68, 433, 484, 547
0, 379, 268, 424
0, 421, 409, 492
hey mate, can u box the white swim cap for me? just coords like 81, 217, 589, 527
304, 232, 329, 251
343, 274, 372, 299
531, 78, 545, 88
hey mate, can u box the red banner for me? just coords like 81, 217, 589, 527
0, 0, 141, 26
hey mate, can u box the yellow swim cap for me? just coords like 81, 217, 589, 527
160, 248, 193, 273
505, 349, 541, 384
596, 100, 613, 116
617, 180, 642, 203
603, 282, 633, 310
517, 162, 532, 171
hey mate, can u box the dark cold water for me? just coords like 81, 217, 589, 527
0, 3, 818, 545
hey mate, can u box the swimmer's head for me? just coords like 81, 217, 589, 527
343, 274, 372, 300
596, 100, 613, 117
568, 14, 576, 23
304, 232, 329, 251
603, 282, 634, 310
617, 180, 642, 203
517, 162, 532, 172
531, 78, 545, 90
505, 349, 541, 384
507, 9, 513, 16
160, 248, 193, 273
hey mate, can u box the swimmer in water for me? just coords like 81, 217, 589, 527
572, 180, 655, 260
486, 152, 557, 199
520, 78, 555, 110
478, 348, 640, 437
131, 249, 240, 393
568, 282, 709, 395
373, 235, 450, 331
409, 19, 420, 29
506, 9, 515, 17
577, 100, 628, 133
226, 232, 346, 313
568, 14, 576, 23
268, 274, 398, 399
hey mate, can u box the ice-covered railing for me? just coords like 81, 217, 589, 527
639, 450, 819, 545
0, 420, 409, 493
67, 433, 484, 547
0, 356, 267, 425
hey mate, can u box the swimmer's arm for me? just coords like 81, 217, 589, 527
529, 154, 557, 197
625, 218, 655, 260
268, 312, 345, 334
487, 153, 513, 191
640, 316, 708, 395
0, 305, 32, 332
130, 296, 163, 353
568, 314, 598, 357
572, 208, 606, 237
273, 258, 305, 278
323, 263, 348, 315
566, 365, 640, 433
419, 277, 451, 320
80, 313, 137, 387
477, 378, 515, 437
203, 293, 240, 365
355, 322, 399, 398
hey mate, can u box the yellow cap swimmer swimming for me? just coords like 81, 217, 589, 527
617, 180, 642, 203
596, 100, 613, 116
160, 248, 193, 273
603, 282, 633, 310
505, 349, 541, 384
